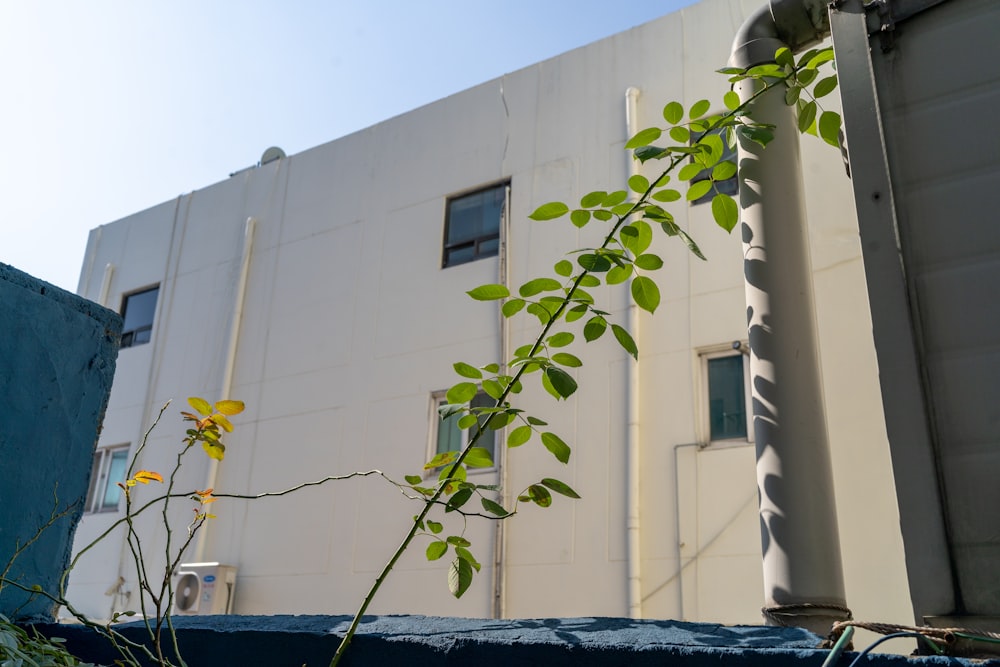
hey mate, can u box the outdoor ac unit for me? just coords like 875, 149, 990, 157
172, 563, 237, 615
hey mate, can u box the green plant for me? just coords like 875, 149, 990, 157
0, 614, 96, 667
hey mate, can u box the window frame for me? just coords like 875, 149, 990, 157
119, 285, 160, 349
427, 390, 498, 474
698, 343, 753, 446
85, 444, 131, 513
688, 124, 738, 206
441, 182, 509, 268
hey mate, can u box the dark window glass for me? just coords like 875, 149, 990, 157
443, 184, 506, 267
690, 127, 738, 205
708, 355, 747, 440
86, 446, 130, 512
436, 391, 496, 462
120, 286, 159, 348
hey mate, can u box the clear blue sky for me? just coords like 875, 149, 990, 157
0, 2, 697, 292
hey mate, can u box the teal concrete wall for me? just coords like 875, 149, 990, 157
0, 263, 120, 621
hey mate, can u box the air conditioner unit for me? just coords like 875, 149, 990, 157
172, 563, 237, 615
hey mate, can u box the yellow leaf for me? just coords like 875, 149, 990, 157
133, 470, 163, 484
194, 488, 214, 497
210, 413, 234, 433
200, 497, 217, 505
214, 400, 245, 416
187, 397, 212, 416
202, 441, 225, 461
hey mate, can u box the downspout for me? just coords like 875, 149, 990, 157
729, 0, 851, 635
191, 216, 256, 563
492, 183, 512, 619
624, 86, 643, 619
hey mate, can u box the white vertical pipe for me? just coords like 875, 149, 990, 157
624, 86, 643, 619
731, 3, 848, 635
192, 216, 256, 563
492, 184, 512, 619
98, 263, 115, 308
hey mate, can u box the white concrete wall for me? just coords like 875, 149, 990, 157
68, 0, 912, 635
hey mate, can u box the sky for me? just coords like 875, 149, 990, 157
0, 2, 698, 292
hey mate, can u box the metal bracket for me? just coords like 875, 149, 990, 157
864, 0, 896, 51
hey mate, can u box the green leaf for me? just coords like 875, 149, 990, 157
528, 484, 553, 507
455, 546, 481, 571
797, 100, 817, 134
712, 160, 737, 181
453, 362, 483, 380
529, 202, 569, 221
818, 110, 841, 147
724, 90, 741, 111
711, 193, 739, 233
546, 331, 574, 348
737, 125, 774, 147
482, 498, 509, 516
602, 190, 629, 207
651, 188, 681, 203
606, 264, 633, 285
621, 220, 653, 255
584, 316, 607, 342
540, 432, 571, 464
438, 403, 464, 419
678, 228, 706, 260
805, 48, 835, 69
580, 190, 607, 208
797, 67, 818, 86
625, 126, 662, 150
686, 180, 713, 202
669, 126, 690, 143
519, 277, 562, 297
634, 254, 664, 270
774, 46, 794, 68
467, 284, 510, 301
662, 101, 684, 124
814, 75, 837, 98
578, 274, 601, 287
565, 304, 588, 322
631, 276, 660, 313
552, 352, 583, 368
628, 174, 650, 194
592, 209, 614, 221
554, 261, 573, 277
570, 209, 591, 228
526, 302, 552, 324
579, 254, 612, 272
482, 363, 500, 373
541, 478, 582, 499
465, 447, 494, 468
446, 382, 478, 405
446, 488, 474, 512
785, 84, 801, 106
689, 99, 711, 119
448, 555, 474, 598
405, 474, 423, 485
458, 414, 478, 430
427, 520, 444, 534
508, 425, 532, 447
612, 323, 638, 359
426, 541, 448, 561
544, 366, 578, 399
678, 163, 704, 181
482, 378, 503, 400
447, 535, 472, 547
526, 416, 548, 426
501, 298, 525, 318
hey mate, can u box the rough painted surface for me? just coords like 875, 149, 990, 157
30, 615, 998, 666
0, 263, 121, 621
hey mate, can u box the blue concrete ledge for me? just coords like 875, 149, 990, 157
30, 615, 999, 666
0, 263, 121, 622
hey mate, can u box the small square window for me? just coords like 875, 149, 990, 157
120, 286, 159, 348
690, 126, 738, 206
86, 445, 130, 513
442, 183, 507, 268
701, 347, 752, 443
431, 391, 496, 469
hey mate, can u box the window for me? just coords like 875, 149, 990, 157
701, 346, 752, 443
442, 183, 507, 267
120, 286, 159, 348
432, 391, 496, 468
86, 445, 130, 513
690, 126, 737, 205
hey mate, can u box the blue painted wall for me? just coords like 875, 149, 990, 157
0, 263, 121, 621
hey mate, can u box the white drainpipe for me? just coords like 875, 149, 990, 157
730, 0, 850, 635
624, 86, 643, 619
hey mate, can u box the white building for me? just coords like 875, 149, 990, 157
69, 0, 913, 634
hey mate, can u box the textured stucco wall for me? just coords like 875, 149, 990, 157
0, 263, 120, 621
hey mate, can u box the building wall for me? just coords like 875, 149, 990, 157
68, 0, 912, 632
